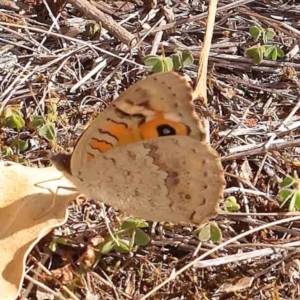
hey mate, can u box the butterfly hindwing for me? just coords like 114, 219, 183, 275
64, 136, 224, 224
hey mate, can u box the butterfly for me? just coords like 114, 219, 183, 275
52, 72, 225, 224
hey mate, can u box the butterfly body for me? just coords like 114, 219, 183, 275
52, 72, 225, 224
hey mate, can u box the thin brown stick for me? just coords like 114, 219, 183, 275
219, 211, 300, 216
67, 0, 137, 46
221, 138, 300, 161
195, 243, 300, 269
229, 216, 300, 237
193, 0, 218, 105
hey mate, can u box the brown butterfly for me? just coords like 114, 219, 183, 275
52, 72, 225, 224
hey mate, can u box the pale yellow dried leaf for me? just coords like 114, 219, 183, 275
0, 162, 78, 300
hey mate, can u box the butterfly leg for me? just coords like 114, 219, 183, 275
33, 183, 76, 220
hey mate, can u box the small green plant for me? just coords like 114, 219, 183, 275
245, 44, 266, 64
1, 107, 28, 154
264, 45, 284, 61
279, 172, 300, 211
144, 55, 173, 73
143, 50, 194, 73
2, 107, 25, 132
29, 103, 57, 141
48, 218, 150, 255
98, 218, 150, 254
37, 122, 56, 140
170, 50, 194, 71
246, 44, 284, 64
1, 104, 57, 158
249, 25, 275, 43
49, 237, 68, 252
194, 222, 222, 242
246, 24, 284, 64
224, 196, 241, 212
10, 137, 28, 153
1, 146, 14, 158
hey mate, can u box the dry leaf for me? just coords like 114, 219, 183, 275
51, 264, 74, 285
240, 159, 253, 185
0, 161, 78, 300
284, 259, 300, 282
217, 277, 254, 293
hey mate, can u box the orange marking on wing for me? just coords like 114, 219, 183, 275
90, 139, 113, 152
88, 114, 189, 153
117, 127, 142, 146
102, 121, 128, 140
102, 120, 143, 146
87, 153, 95, 161
140, 113, 189, 140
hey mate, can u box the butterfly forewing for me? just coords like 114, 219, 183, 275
70, 72, 205, 174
